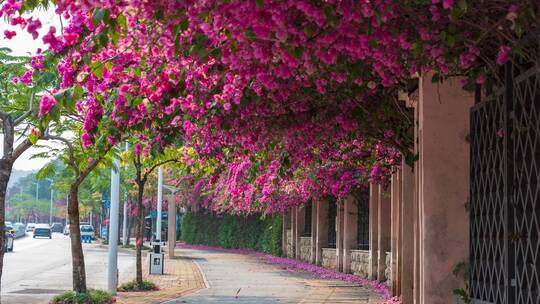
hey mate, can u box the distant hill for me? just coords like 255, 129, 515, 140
8, 169, 35, 188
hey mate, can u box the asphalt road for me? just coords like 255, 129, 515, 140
1, 233, 136, 304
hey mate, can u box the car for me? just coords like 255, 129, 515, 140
26, 223, 36, 232
80, 225, 95, 240
33, 224, 52, 239
4, 226, 14, 252
50, 222, 64, 233
63, 224, 70, 235
12, 223, 26, 238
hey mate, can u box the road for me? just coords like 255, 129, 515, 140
1, 233, 136, 304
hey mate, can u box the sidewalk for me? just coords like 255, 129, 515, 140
116, 252, 206, 304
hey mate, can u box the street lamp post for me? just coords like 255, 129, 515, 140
107, 157, 121, 295
163, 185, 179, 258
157, 166, 163, 242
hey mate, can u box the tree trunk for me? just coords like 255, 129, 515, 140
68, 185, 87, 293
135, 182, 145, 287
0, 159, 13, 298
126, 210, 133, 246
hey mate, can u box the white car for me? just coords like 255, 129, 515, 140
80, 225, 95, 240
63, 224, 70, 235
26, 223, 36, 232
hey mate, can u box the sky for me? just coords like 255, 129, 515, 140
1, 7, 62, 171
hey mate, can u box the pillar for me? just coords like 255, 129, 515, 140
282, 211, 291, 256
336, 200, 345, 271
391, 170, 401, 294
310, 199, 319, 264
401, 162, 415, 303
295, 206, 306, 259
291, 207, 297, 258
417, 75, 473, 303
368, 183, 379, 280
167, 194, 176, 257
343, 195, 358, 273
315, 199, 329, 265
378, 186, 391, 282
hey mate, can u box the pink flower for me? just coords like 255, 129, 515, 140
496, 46, 511, 65
81, 133, 92, 148
134, 143, 142, 156
38, 94, 57, 118
3, 30, 16, 39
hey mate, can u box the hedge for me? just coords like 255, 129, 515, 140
180, 212, 282, 256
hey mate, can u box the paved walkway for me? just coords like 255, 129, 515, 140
167, 248, 385, 304
116, 253, 205, 304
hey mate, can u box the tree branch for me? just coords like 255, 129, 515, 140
42, 134, 79, 175
0, 111, 14, 158
142, 158, 179, 182
14, 93, 35, 126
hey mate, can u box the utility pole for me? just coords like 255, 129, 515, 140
47, 178, 54, 225
157, 166, 163, 241
122, 141, 129, 246
49, 187, 54, 225
107, 157, 120, 295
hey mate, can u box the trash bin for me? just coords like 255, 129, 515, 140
149, 252, 164, 275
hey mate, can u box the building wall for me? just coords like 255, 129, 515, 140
350, 250, 370, 278
322, 248, 337, 269
299, 237, 312, 262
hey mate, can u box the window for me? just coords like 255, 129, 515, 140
355, 189, 370, 250
327, 199, 337, 248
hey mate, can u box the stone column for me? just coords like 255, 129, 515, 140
417, 75, 473, 303
291, 207, 297, 259
282, 211, 291, 256
315, 199, 329, 265
369, 183, 379, 280
343, 195, 358, 273
336, 200, 345, 271
391, 170, 401, 294
401, 162, 415, 304
295, 205, 306, 259
378, 185, 391, 282
310, 199, 319, 264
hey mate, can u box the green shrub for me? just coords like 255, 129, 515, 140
118, 279, 158, 292
50, 289, 113, 304
181, 212, 282, 256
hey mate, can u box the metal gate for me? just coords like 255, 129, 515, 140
470, 62, 540, 303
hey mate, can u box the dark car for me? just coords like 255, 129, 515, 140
4, 225, 14, 252
33, 224, 52, 239
50, 222, 64, 233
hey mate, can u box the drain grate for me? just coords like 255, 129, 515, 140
10, 288, 67, 294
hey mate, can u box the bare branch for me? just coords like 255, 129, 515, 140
11, 139, 33, 161
142, 158, 179, 181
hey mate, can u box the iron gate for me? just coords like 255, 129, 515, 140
470, 62, 540, 303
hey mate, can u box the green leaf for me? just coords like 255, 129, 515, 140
255, 0, 263, 8
29, 132, 39, 145
458, 0, 467, 11
92, 62, 104, 79
117, 14, 127, 34
179, 19, 189, 31
93, 8, 109, 28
